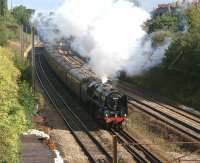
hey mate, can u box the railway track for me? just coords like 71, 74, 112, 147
35, 47, 112, 163
35, 45, 164, 162
54, 47, 164, 162
111, 129, 163, 163
117, 82, 200, 142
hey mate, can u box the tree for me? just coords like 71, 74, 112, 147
0, 0, 7, 16
163, 6, 200, 75
13, 5, 32, 25
186, 6, 200, 33
148, 13, 180, 33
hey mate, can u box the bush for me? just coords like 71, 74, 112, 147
152, 31, 173, 45
13, 55, 32, 83
0, 23, 8, 46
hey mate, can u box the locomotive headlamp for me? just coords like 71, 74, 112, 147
104, 111, 109, 117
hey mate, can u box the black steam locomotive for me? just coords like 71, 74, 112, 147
44, 43, 128, 128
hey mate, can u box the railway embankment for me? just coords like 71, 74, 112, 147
0, 24, 49, 162
0, 45, 36, 162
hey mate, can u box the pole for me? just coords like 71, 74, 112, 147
32, 26, 35, 96
20, 24, 22, 57
24, 25, 27, 50
20, 24, 24, 58
11, 0, 13, 11
113, 135, 118, 163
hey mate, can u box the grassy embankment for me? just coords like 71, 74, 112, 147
0, 13, 36, 162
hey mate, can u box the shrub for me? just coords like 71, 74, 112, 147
0, 23, 8, 46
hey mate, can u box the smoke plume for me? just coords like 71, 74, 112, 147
33, 0, 171, 79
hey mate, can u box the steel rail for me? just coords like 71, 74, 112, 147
118, 80, 200, 120
110, 129, 163, 163
117, 83, 200, 141
111, 129, 148, 163
129, 100, 200, 141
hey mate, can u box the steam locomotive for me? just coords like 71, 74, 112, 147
43, 42, 128, 128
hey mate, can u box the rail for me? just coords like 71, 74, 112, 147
117, 82, 200, 142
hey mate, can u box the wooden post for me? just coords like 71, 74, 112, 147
24, 25, 27, 51
113, 135, 118, 163
32, 26, 35, 96
20, 24, 24, 58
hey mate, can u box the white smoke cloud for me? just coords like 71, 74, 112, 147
33, 0, 171, 79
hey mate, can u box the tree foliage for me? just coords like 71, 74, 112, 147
186, 6, 200, 33
13, 5, 32, 25
148, 13, 180, 33
164, 6, 200, 75
0, 10, 20, 43
0, 0, 7, 16
164, 33, 200, 73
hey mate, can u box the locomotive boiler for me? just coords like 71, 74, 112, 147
43, 43, 128, 128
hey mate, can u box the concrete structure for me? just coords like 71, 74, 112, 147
153, 0, 200, 17
153, 3, 178, 17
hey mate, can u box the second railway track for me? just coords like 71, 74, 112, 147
117, 82, 200, 142
111, 129, 163, 163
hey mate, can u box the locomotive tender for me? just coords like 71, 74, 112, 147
44, 43, 128, 128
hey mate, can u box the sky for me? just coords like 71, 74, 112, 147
10, 0, 64, 12
10, 0, 176, 12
